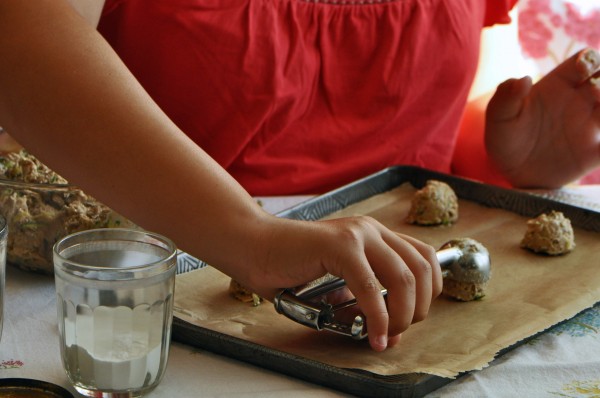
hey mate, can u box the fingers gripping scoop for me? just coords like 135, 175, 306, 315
274, 237, 492, 339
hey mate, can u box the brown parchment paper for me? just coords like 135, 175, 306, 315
173, 183, 600, 378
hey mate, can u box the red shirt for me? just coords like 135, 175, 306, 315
99, 0, 517, 195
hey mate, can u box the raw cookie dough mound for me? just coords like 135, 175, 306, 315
406, 180, 458, 226
521, 210, 575, 255
443, 278, 487, 302
0, 150, 121, 274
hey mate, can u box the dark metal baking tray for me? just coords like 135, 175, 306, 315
172, 165, 600, 398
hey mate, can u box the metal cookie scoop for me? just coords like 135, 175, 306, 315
438, 238, 491, 284
273, 238, 491, 339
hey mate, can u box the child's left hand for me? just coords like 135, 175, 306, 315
484, 48, 600, 188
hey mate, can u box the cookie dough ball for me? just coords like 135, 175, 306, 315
229, 279, 263, 306
443, 278, 487, 302
406, 180, 458, 226
521, 211, 575, 255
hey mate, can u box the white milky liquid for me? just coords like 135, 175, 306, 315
61, 302, 170, 392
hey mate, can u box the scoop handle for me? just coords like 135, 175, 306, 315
273, 246, 467, 339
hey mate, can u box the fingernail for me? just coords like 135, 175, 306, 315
577, 49, 600, 77
374, 335, 388, 351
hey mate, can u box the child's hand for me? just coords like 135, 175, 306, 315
239, 215, 443, 352
485, 48, 600, 188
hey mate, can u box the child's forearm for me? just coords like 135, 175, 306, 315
0, 0, 271, 278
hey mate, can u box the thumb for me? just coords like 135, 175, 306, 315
486, 76, 533, 122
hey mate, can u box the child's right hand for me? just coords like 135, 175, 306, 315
232, 214, 443, 352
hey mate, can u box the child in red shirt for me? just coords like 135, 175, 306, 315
98, 0, 521, 195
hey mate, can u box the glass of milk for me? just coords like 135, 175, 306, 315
53, 228, 177, 397
0, 215, 6, 342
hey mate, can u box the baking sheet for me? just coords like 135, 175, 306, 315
172, 166, 600, 397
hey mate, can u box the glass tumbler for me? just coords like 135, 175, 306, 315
53, 228, 177, 397
0, 215, 7, 342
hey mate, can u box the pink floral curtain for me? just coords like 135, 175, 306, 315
518, 0, 600, 183
518, 0, 600, 74
519, 0, 600, 73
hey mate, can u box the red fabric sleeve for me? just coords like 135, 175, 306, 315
451, 0, 520, 188
452, 94, 512, 188
484, 0, 519, 26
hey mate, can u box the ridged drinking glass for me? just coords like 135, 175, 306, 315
54, 228, 177, 397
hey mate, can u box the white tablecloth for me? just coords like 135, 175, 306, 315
1, 187, 599, 397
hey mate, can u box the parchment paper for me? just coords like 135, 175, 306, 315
173, 183, 600, 378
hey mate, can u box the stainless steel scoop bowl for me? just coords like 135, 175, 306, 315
274, 237, 491, 339
438, 238, 491, 284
